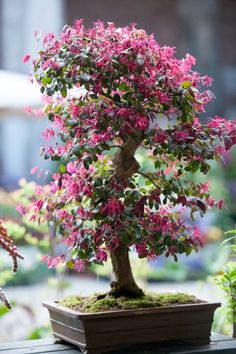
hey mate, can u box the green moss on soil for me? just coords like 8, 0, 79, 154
59, 292, 200, 313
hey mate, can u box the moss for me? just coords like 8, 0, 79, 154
59, 292, 200, 313
86, 297, 118, 312
58, 295, 83, 309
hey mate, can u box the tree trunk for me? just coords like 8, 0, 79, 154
109, 135, 143, 298
112, 135, 143, 180
233, 307, 236, 338
233, 322, 236, 338
110, 245, 143, 298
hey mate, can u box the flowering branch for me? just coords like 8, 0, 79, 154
0, 288, 11, 309
0, 221, 23, 308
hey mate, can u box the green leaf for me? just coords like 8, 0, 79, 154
118, 82, 130, 91
72, 146, 82, 157
100, 143, 110, 150
41, 77, 52, 86
122, 91, 133, 101
221, 235, 236, 245
48, 113, 54, 121
78, 250, 88, 259
59, 164, 66, 173
155, 160, 161, 169
83, 157, 90, 170
60, 89, 67, 98
66, 261, 74, 269
0, 305, 10, 317
113, 93, 121, 103
51, 155, 60, 161
190, 160, 200, 173
200, 161, 211, 174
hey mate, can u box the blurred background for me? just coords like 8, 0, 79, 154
0, 0, 236, 342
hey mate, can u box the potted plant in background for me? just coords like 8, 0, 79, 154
21, 20, 236, 353
216, 231, 236, 338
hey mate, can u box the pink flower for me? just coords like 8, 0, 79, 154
41, 255, 49, 264
134, 115, 149, 131
35, 200, 44, 210
47, 256, 64, 269
74, 259, 87, 272
83, 184, 93, 197
214, 145, 225, 155
70, 105, 79, 117
16, 204, 25, 216
24, 106, 33, 115
200, 183, 209, 193
154, 130, 168, 144
208, 116, 225, 129
164, 166, 172, 175
176, 195, 187, 206
206, 197, 215, 207
101, 198, 124, 217
96, 248, 107, 262
29, 214, 36, 222
194, 116, 199, 125
34, 185, 44, 195
42, 128, 55, 141
173, 131, 189, 143
52, 173, 60, 180
202, 75, 213, 87
24, 106, 44, 117
23, 54, 30, 63
192, 226, 204, 248
43, 32, 55, 47
31, 166, 38, 174
217, 199, 225, 210
67, 162, 76, 174
136, 243, 147, 257
134, 196, 147, 218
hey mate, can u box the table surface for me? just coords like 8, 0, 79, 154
1, 333, 236, 354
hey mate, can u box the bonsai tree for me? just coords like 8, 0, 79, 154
0, 220, 23, 308
22, 20, 236, 299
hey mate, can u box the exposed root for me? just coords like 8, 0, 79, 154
96, 282, 143, 301
109, 281, 143, 299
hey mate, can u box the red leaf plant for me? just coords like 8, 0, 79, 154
22, 20, 236, 298
0, 221, 23, 308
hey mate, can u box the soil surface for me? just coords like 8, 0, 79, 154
59, 292, 202, 313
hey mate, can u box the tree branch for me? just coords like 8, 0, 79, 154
110, 145, 123, 150
138, 171, 159, 188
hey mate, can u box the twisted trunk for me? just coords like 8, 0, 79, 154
112, 136, 143, 180
109, 135, 143, 298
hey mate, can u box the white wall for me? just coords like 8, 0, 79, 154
0, 0, 64, 188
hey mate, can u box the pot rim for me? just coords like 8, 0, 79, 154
42, 300, 221, 319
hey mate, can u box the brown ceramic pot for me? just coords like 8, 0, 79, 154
43, 300, 220, 354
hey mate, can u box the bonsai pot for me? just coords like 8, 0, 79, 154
43, 300, 220, 354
